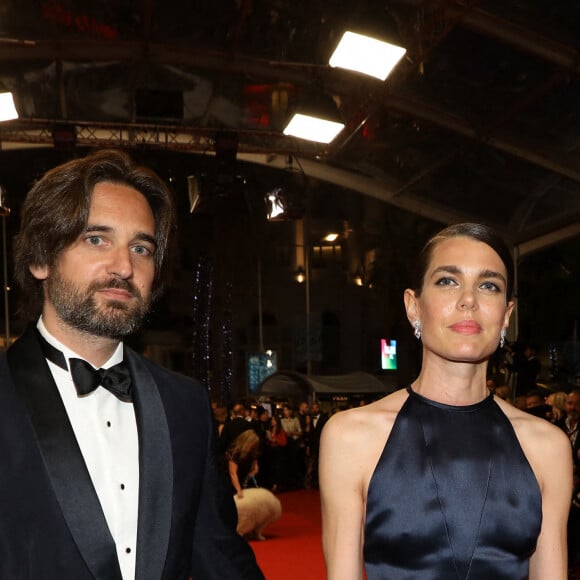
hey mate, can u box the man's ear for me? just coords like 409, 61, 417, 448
29, 264, 49, 281
403, 288, 419, 324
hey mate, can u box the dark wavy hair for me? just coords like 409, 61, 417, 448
13, 148, 176, 320
411, 223, 515, 301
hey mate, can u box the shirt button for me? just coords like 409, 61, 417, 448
106, 421, 111, 427
120, 483, 125, 490
125, 547, 131, 554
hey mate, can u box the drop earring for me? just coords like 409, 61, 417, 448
413, 320, 422, 340
499, 328, 506, 349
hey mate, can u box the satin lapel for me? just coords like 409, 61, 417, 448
7, 327, 122, 580
126, 349, 173, 580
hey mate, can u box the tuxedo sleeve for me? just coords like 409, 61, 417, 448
191, 402, 265, 580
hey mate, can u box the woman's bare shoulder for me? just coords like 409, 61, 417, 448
494, 396, 571, 479
322, 389, 409, 447
495, 397, 567, 441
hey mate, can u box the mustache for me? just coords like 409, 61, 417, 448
89, 278, 140, 298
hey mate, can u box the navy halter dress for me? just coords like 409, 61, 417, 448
364, 388, 542, 580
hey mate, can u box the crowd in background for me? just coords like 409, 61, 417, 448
213, 400, 331, 495
486, 341, 580, 576
212, 340, 580, 573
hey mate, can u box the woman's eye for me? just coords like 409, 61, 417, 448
481, 281, 500, 292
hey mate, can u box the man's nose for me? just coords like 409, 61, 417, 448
107, 246, 133, 279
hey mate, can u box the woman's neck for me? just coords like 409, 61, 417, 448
412, 356, 490, 405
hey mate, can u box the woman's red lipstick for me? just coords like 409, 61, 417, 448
449, 320, 482, 334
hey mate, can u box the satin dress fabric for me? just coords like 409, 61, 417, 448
364, 388, 542, 580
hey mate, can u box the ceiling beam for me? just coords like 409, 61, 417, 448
237, 152, 472, 226
447, 4, 580, 74
1, 36, 578, 186
516, 222, 580, 256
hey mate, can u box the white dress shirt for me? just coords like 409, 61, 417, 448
37, 318, 140, 580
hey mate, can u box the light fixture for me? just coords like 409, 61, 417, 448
188, 175, 201, 213
264, 166, 306, 221
329, 32, 405, 81
283, 91, 345, 144
323, 232, 339, 243
295, 266, 306, 283
265, 187, 287, 220
0, 92, 18, 122
353, 272, 364, 287
329, 10, 406, 81
0, 185, 10, 216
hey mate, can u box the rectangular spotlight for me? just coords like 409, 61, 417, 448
283, 113, 344, 144
329, 31, 406, 81
0, 92, 18, 121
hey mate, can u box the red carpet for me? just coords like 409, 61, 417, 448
250, 489, 326, 579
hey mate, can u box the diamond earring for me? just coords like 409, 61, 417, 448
499, 328, 506, 349
413, 320, 422, 340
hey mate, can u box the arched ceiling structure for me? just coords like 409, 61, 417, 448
0, 0, 579, 254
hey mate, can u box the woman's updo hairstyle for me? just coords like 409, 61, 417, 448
412, 223, 515, 301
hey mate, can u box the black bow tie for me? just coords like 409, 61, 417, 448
36, 329, 133, 403
69, 358, 133, 403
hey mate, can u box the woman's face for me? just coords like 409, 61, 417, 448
405, 236, 514, 365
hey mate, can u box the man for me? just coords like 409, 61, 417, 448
0, 150, 264, 579
525, 389, 551, 420
220, 402, 254, 454
516, 344, 541, 396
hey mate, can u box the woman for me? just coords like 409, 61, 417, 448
281, 405, 303, 489
226, 429, 260, 498
546, 391, 567, 423
320, 223, 572, 580
265, 415, 287, 492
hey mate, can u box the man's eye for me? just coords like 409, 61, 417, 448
435, 277, 456, 286
86, 236, 103, 246
132, 245, 152, 256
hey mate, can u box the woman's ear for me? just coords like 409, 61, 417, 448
404, 288, 419, 324
29, 263, 49, 281
503, 300, 515, 329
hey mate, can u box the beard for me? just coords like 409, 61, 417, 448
45, 270, 151, 339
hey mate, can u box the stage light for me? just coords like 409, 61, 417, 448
265, 188, 287, 220
0, 92, 18, 122
283, 92, 344, 144
329, 32, 405, 81
283, 113, 344, 144
329, 9, 406, 81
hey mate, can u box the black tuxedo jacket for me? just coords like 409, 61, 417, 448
0, 326, 264, 580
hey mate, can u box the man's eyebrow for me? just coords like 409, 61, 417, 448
134, 232, 157, 247
83, 225, 157, 247
83, 224, 111, 233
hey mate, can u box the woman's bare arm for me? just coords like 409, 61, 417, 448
320, 411, 367, 580
528, 422, 573, 580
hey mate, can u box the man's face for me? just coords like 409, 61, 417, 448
31, 182, 156, 340
566, 393, 580, 423
311, 403, 320, 415
526, 395, 544, 409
